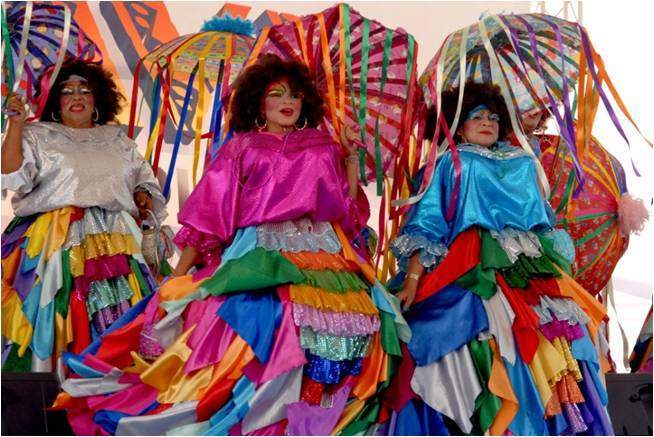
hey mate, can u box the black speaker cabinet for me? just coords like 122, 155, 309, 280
1, 372, 73, 436
606, 372, 653, 436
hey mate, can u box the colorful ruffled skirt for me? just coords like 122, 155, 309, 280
385, 227, 614, 436
1, 206, 155, 373
54, 219, 408, 435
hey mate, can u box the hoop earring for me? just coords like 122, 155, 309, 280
51, 111, 61, 122
254, 116, 268, 132
93, 107, 100, 122
295, 116, 307, 131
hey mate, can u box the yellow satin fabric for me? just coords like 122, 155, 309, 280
528, 332, 567, 408
289, 284, 378, 315
488, 339, 519, 436
69, 233, 140, 276
24, 211, 53, 258
332, 398, 366, 435
54, 311, 73, 357
45, 207, 75, 261
1, 285, 33, 356
127, 273, 143, 306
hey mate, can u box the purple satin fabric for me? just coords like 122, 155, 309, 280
286, 384, 351, 435
540, 317, 585, 342
177, 129, 369, 252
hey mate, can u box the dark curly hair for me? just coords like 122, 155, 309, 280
38, 59, 125, 125
425, 81, 512, 144
229, 54, 325, 132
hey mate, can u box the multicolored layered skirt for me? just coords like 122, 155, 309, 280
386, 226, 614, 435
54, 219, 407, 435
1, 206, 155, 373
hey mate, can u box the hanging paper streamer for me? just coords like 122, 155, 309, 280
128, 16, 255, 198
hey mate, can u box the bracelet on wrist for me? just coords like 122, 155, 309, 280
407, 272, 421, 282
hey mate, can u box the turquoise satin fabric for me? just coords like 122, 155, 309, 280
401, 142, 553, 248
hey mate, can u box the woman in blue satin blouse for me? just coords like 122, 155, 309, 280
384, 82, 613, 436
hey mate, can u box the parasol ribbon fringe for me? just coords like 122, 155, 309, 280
144, 75, 162, 162
127, 57, 144, 138
370, 28, 394, 196
37, 5, 72, 120
163, 65, 198, 199
151, 66, 172, 175
11, 1, 32, 95
578, 26, 645, 176
588, 30, 653, 150
206, 60, 225, 167
317, 11, 340, 141
481, 15, 550, 198
391, 32, 453, 210
603, 279, 632, 370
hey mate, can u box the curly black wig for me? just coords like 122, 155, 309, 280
229, 54, 325, 132
425, 81, 512, 144
38, 59, 125, 125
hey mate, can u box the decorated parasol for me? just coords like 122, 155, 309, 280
1, 1, 101, 124
417, 13, 652, 203
128, 16, 255, 198
539, 133, 648, 296
248, 3, 420, 194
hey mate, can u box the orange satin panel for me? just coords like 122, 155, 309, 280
281, 251, 355, 272
289, 284, 378, 315
332, 398, 366, 435
198, 336, 255, 399
488, 339, 519, 436
159, 274, 206, 302
352, 332, 385, 400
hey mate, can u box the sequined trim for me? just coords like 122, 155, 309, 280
68, 233, 140, 265
532, 296, 591, 326
489, 228, 543, 263
391, 233, 448, 271
289, 284, 378, 316
92, 300, 130, 334
551, 337, 583, 381
292, 303, 380, 337
304, 352, 363, 384
64, 207, 133, 247
86, 276, 134, 316
256, 219, 342, 254
300, 326, 371, 361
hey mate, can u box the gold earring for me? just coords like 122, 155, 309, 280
295, 116, 307, 131
254, 116, 268, 132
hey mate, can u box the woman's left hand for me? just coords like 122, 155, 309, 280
340, 124, 361, 156
134, 191, 153, 220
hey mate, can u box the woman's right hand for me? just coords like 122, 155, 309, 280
6, 94, 28, 127
396, 280, 418, 310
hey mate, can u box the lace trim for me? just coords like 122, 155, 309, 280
300, 326, 371, 361
391, 233, 448, 271
256, 219, 341, 254
173, 226, 222, 253
490, 228, 543, 263
86, 276, 134, 316
293, 303, 380, 337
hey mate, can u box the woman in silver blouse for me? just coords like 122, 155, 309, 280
1, 60, 166, 373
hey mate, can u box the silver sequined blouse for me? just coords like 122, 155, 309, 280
1, 122, 166, 221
